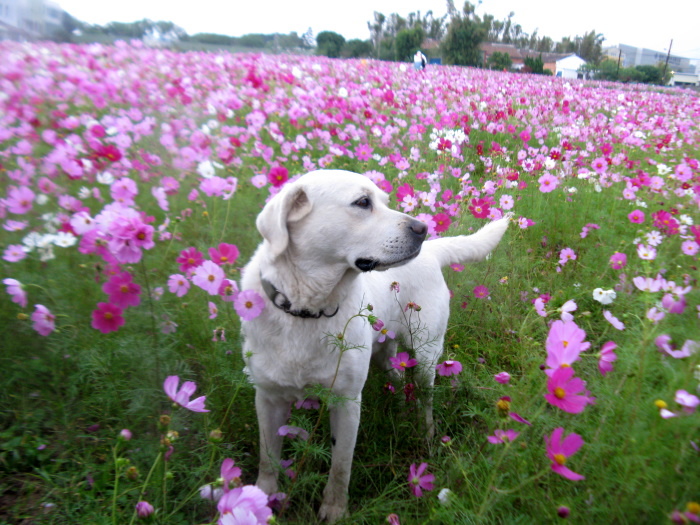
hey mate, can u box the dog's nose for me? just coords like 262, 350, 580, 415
409, 219, 428, 239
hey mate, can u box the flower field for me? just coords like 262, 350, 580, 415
1, 39, 699, 524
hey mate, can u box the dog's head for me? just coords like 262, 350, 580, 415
256, 170, 427, 272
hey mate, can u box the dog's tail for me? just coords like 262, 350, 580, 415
422, 213, 512, 268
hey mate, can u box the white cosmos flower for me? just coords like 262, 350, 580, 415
593, 288, 616, 305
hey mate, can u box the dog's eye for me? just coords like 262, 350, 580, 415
353, 197, 372, 210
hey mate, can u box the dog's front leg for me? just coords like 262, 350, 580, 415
318, 394, 362, 522
254, 389, 288, 496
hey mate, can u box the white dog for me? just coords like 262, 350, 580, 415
240, 170, 510, 521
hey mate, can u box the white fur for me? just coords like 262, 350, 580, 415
239, 170, 510, 521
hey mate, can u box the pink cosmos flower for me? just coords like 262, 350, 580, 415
217, 485, 272, 525
545, 427, 585, 481
408, 462, 435, 497
609, 252, 627, 269
6, 186, 35, 214
135, 501, 154, 518
633, 275, 663, 292
681, 240, 700, 256
655, 336, 698, 359
31, 304, 56, 336
3, 278, 27, 307
390, 352, 418, 370
603, 310, 625, 330
558, 248, 576, 265
192, 261, 225, 295
167, 274, 190, 297
450, 263, 465, 272
598, 341, 618, 376
208, 301, 218, 319
277, 425, 310, 440
3, 244, 27, 262
218, 279, 239, 302
538, 173, 559, 193
209, 243, 240, 265
636, 244, 657, 260
102, 272, 141, 308
473, 285, 489, 298
487, 429, 520, 444
662, 293, 687, 314
545, 320, 589, 373
627, 210, 645, 224
233, 289, 265, 321
176, 247, 204, 273
436, 360, 463, 376
560, 300, 577, 322
675, 390, 699, 413
163, 375, 209, 412
91, 302, 125, 333
494, 372, 511, 384
534, 297, 547, 317
220, 458, 242, 492
377, 327, 396, 343
544, 367, 595, 414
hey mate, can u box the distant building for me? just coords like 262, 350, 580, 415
479, 43, 587, 78
603, 43, 694, 74
0, 0, 62, 40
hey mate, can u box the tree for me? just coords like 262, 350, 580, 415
577, 30, 604, 64
395, 27, 425, 62
523, 55, 544, 74
342, 39, 373, 58
487, 51, 512, 70
441, 2, 486, 67
316, 31, 346, 58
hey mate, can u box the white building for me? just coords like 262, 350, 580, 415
554, 54, 587, 79
0, 0, 62, 40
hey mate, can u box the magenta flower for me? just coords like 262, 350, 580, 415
473, 285, 490, 298
102, 272, 141, 308
432, 212, 451, 233
31, 304, 56, 336
408, 462, 435, 497
135, 500, 154, 518
3, 244, 27, 262
436, 360, 462, 376
218, 279, 239, 302
494, 371, 511, 384
176, 247, 204, 273
628, 210, 645, 224
192, 260, 225, 295
163, 375, 209, 412
544, 367, 595, 414
3, 278, 27, 308
267, 166, 289, 188
233, 289, 265, 321
468, 198, 491, 219
609, 252, 627, 269
91, 302, 125, 334
167, 274, 190, 297
487, 429, 520, 444
372, 318, 385, 331
390, 352, 417, 371
209, 243, 240, 265
598, 341, 618, 376
545, 427, 585, 481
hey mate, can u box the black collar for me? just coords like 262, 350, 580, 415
260, 274, 340, 319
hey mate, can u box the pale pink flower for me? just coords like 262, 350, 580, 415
192, 261, 225, 295
163, 375, 209, 412
603, 310, 625, 330
233, 289, 265, 321
168, 274, 190, 297
31, 304, 56, 336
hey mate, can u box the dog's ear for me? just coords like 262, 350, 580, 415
256, 184, 312, 257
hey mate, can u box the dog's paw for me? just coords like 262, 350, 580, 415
318, 502, 347, 523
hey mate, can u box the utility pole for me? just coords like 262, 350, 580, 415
662, 39, 673, 83
616, 49, 622, 78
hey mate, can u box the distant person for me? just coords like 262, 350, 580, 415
413, 50, 427, 71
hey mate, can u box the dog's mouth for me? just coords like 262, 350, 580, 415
355, 248, 422, 273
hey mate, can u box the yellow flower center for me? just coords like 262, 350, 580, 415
245, 301, 253, 309
553, 453, 566, 465
104, 312, 113, 320
208, 274, 215, 282
120, 284, 129, 293
554, 387, 566, 399
220, 256, 228, 262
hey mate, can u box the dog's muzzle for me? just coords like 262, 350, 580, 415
354, 219, 428, 272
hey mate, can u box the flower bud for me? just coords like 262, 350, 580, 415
135, 500, 154, 518
126, 466, 139, 481
209, 429, 223, 443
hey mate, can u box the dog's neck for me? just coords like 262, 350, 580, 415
260, 249, 357, 315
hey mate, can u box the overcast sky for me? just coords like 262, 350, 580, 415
57, 0, 700, 59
